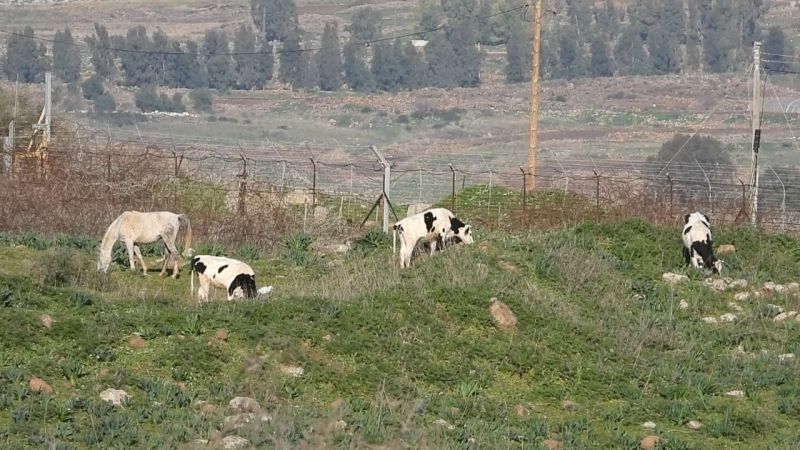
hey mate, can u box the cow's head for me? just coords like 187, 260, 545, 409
711, 259, 723, 275
452, 223, 474, 245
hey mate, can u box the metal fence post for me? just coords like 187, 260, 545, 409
449, 164, 456, 212
667, 173, 674, 221
310, 157, 317, 207
593, 170, 600, 221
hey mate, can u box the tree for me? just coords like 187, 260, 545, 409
190, 88, 214, 113
477, 0, 501, 45
278, 30, 305, 87
424, 32, 458, 88
505, 22, 531, 83
203, 30, 234, 89
700, 1, 737, 73
254, 41, 274, 88
151, 29, 170, 84
81, 75, 105, 100
614, 25, 649, 76
763, 26, 793, 73
589, 36, 613, 77
555, 25, 585, 79
403, 41, 428, 89
233, 25, 259, 89
315, 22, 342, 91
85, 23, 115, 80
417, 0, 444, 39
3, 26, 48, 82
685, 0, 701, 71
345, 7, 382, 42
52, 27, 81, 83
119, 26, 157, 86
342, 39, 373, 91
299, 51, 318, 90
649, 133, 733, 182
371, 41, 401, 91
444, 0, 482, 87
251, 0, 299, 42
93, 94, 117, 113
646, 27, 681, 74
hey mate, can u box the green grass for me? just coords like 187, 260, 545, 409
2, 221, 800, 448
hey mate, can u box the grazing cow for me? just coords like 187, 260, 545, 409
190, 255, 273, 303
392, 207, 474, 268
682, 212, 723, 274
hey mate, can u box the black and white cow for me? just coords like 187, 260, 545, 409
682, 212, 723, 274
190, 255, 273, 303
392, 207, 474, 268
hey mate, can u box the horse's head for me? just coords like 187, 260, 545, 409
97, 254, 111, 273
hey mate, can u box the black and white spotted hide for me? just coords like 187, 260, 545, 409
682, 212, 722, 274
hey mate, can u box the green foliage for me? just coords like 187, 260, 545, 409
3, 26, 49, 83
189, 88, 214, 113
424, 32, 458, 88
84, 23, 115, 80
81, 75, 105, 100
350, 229, 390, 256
251, 0, 299, 42
589, 36, 614, 77
93, 94, 117, 113
649, 134, 732, 182
233, 25, 260, 90
315, 22, 343, 91
118, 26, 158, 87
134, 85, 184, 113
278, 30, 305, 88
203, 30, 234, 89
52, 28, 81, 83
763, 26, 794, 72
281, 232, 315, 266
505, 22, 531, 83
343, 40, 374, 92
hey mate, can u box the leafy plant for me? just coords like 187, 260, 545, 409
281, 232, 316, 266
350, 229, 390, 255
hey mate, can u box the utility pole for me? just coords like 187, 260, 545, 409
528, 0, 544, 190
750, 42, 762, 227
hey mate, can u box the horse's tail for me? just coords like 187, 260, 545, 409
178, 214, 193, 257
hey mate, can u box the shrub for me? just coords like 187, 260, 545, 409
281, 232, 316, 266
93, 94, 116, 113
38, 248, 82, 287
190, 88, 213, 113
350, 229, 390, 255
81, 75, 105, 100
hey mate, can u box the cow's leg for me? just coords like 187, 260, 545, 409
197, 275, 211, 303
682, 247, 690, 266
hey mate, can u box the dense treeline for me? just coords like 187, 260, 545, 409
2, 0, 796, 111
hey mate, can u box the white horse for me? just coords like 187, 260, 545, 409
97, 211, 194, 278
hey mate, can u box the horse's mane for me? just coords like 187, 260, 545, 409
98, 214, 123, 258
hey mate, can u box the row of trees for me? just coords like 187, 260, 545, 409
2, 0, 796, 94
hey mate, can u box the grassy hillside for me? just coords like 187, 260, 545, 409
2, 221, 800, 449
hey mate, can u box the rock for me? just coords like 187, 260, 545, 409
702, 316, 718, 324
774, 311, 798, 322
243, 356, 263, 373
726, 390, 745, 398
662, 273, 688, 284
561, 399, 578, 411
642, 421, 656, 429
223, 412, 272, 429
768, 304, 785, 314
215, 328, 229, 341
489, 298, 517, 331
734, 292, 751, 301
330, 398, 345, 411
719, 313, 737, 323
198, 402, 218, 414
705, 277, 747, 292
640, 435, 661, 450
778, 353, 795, 362
128, 335, 145, 349
280, 365, 304, 377
543, 439, 563, 449
687, 420, 703, 430
334, 419, 347, 430
221, 435, 250, 450
322, 334, 333, 341
39, 314, 54, 329
229, 396, 260, 413
728, 302, 743, 312
434, 418, 455, 430
28, 377, 53, 394
716, 244, 736, 255
679, 299, 689, 310
513, 404, 529, 417
100, 388, 129, 406
729, 279, 748, 289
788, 282, 800, 291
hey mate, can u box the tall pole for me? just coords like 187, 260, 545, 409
750, 42, 762, 227
528, 0, 544, 190
370, 145, 391, 234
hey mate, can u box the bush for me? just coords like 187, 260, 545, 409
81, 75, 105, 100
189, 88, 213, 113
281, 232, 316, 266
135, 86, 184, 113
38, 248, 82, 287
350, 229, 390, 256
93, 94, 116, 113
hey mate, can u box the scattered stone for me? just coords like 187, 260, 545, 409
730, 279, 748, 289
280, 365, 304, 377
128, 335, 145, 349
719, 313, 737, 323
229, 396, 260, 413
705, 277, 748, 292
561, 399, 578, 411
489, 298, 517, 331
716, 244, 736, 255
100, 388, 129, 406
223, 412, 272, 429
543, 439, 563, 449
662, 273, 688, 284
764, 282, 779, 292
726, 390, 745, 398
198, 402, 218, 414
686, 420, 703, 430
499, 260, 518, 273
727, 302, 743, 312
330, 398, 345, 410
702, 316, 718, 324
788, 282, 800, 291
39, 314, 54, 329
642, 421, 657, 429
98, 368, 110, 378
215, 329, 229, 341
513, 404, 529, 417
434, 418, 455, 430
322, 334, 333, 341
734, 292, 751, 302
640, 435, 661, 450
679, 299, 689, 310
194, 439, 210, 446
774, 311, 798, 322
28, 377, 53, 394
334, 419, 347, 430
221, 435, 250, 450
778, 353, 795, 362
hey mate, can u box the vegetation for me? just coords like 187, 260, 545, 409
2, 219, 800, 448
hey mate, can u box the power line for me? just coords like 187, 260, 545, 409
0, 4, 529, 57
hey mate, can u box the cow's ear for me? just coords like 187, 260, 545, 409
703, 213, 710, 223
684, 214, 690, 224
465, 226, 470, 235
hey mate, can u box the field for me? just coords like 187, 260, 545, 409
3, 212, 800, 449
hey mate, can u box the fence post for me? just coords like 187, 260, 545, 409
667, 172, 674, 221
348, 164, 354, 218
310, 157, 317, 207
449, 164, 456, 212
237, 154, 248, 216
280, 160, 286, 195
695, 159, 713, 214
593, 170, 600, 221
418, 168, 423, 203
106, 152, 111, 181
171, 147, 183, 177
520, 167, 527, 214
488, 170, 493, 215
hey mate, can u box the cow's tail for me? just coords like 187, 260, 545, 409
178, 214, 193, 258
189, 259, 196, 299
392, 223, 401, 255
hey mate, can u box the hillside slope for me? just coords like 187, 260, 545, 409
1, 221, 800, 449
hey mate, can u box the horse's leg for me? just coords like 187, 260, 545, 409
163, 241, 181, 278
159, 246, 170, 277
133, 245, 148, 275
125, 240, 137, 272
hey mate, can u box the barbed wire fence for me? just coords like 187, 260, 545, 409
2, 130, 800, 247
